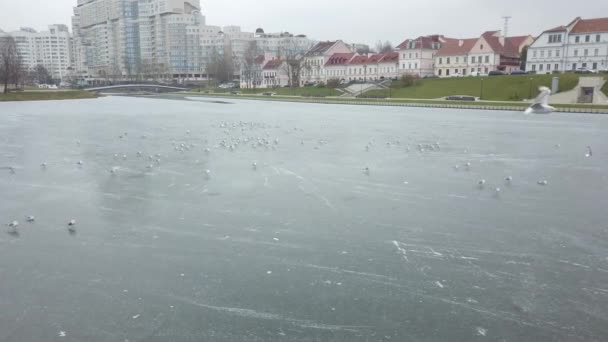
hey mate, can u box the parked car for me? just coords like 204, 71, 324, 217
489, 70, 505, 76
469, 71, 488, 77
574, 68, 597, 74
510, 70, 527, 75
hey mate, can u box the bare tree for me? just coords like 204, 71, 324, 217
206, 46, 235, 86
375, 40, 394, 54
356, 45, 372, 54
33, 64, 52, 84
280, 40, 313, 88
0, 36, 23, 93
241, 41, 260, 89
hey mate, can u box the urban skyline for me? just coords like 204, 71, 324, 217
1, 0, 608, 46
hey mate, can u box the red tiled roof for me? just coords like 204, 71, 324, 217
436, 38, 477, 56
378, 51, 399, 63
396, 35, 445, 50
571, 17, 608, 33
367, 54, 385, 63
506, 36, 531, 49
544, 25, 567, 33
325, 53, 355, 66
305, 41, 337, 56
262, 59, 283, 70
348, 55, 369, 65
481, 31, 519, 58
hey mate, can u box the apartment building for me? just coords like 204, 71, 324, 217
254, 29, 314, 57
0, 25, 73, 81
73, 0, 206, 79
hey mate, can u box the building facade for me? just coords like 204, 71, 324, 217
527, 17, 608, 73
73, 0, 206, 80
254, 29, 314, 57
0, 25, 73, 82
397, 35, 446, 77
300, 40, 352, 85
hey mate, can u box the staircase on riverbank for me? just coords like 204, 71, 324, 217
550, 77, 608, 105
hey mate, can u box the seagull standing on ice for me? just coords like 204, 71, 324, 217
68, 220, 77, 234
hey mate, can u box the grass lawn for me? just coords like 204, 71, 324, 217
207, 87, 341, 97
0, 90, 98, 102
366, 74, 583, 101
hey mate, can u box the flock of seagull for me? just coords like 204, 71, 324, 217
2, 118, 596, 236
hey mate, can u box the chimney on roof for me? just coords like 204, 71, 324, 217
458, 40, 464, 47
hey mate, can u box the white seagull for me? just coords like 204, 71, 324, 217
478, 179, 486, 188
68, 220, 77, 233
585, 146, 593, 158
26, 216, 35, 223
525, 87, 555, 115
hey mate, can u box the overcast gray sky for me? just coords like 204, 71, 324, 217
1, 0, 607, 45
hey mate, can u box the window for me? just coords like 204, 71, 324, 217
447, 57, 450, 64
438, 69, 442, 76
547, 64, 551, 71
575, 36, 580, 43
540, 50, 545, 58
456, 57, 459, 63
556, 49, 560, 57
484, 56, 489, 63
593, 62, 597, 70
484, 67, 488, 73
480, 44, 484, 50
597, 35, 601, 42
548, 50, 552, 58
446, 69, 450, 76
533, 50, 537, 58
555, 64, 559, 70
439, 58, 442, 64
584, 49, 588, 57
471, 68, 475, 73
532, 64, 537, 71
595, 49, 599, 57
539, 64, 544, 71
585, 35, 590, 43
582, 62, 587, 68
574, 50, 578, 57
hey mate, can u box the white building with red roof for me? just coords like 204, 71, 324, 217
261, 58, 289, 88
324, 53, 356, 81
527, 17, 608, 73
377, 52, 400, 80
301, 40, 352, 85
396, 35, 447, 77
435, 38, 478, 77
467, 31, 533, 75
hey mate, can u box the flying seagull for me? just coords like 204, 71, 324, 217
525, 87, 555, 114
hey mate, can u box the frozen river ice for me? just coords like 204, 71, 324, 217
0, 95, 607, 341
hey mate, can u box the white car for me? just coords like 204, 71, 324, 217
469, 71, 488, 77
